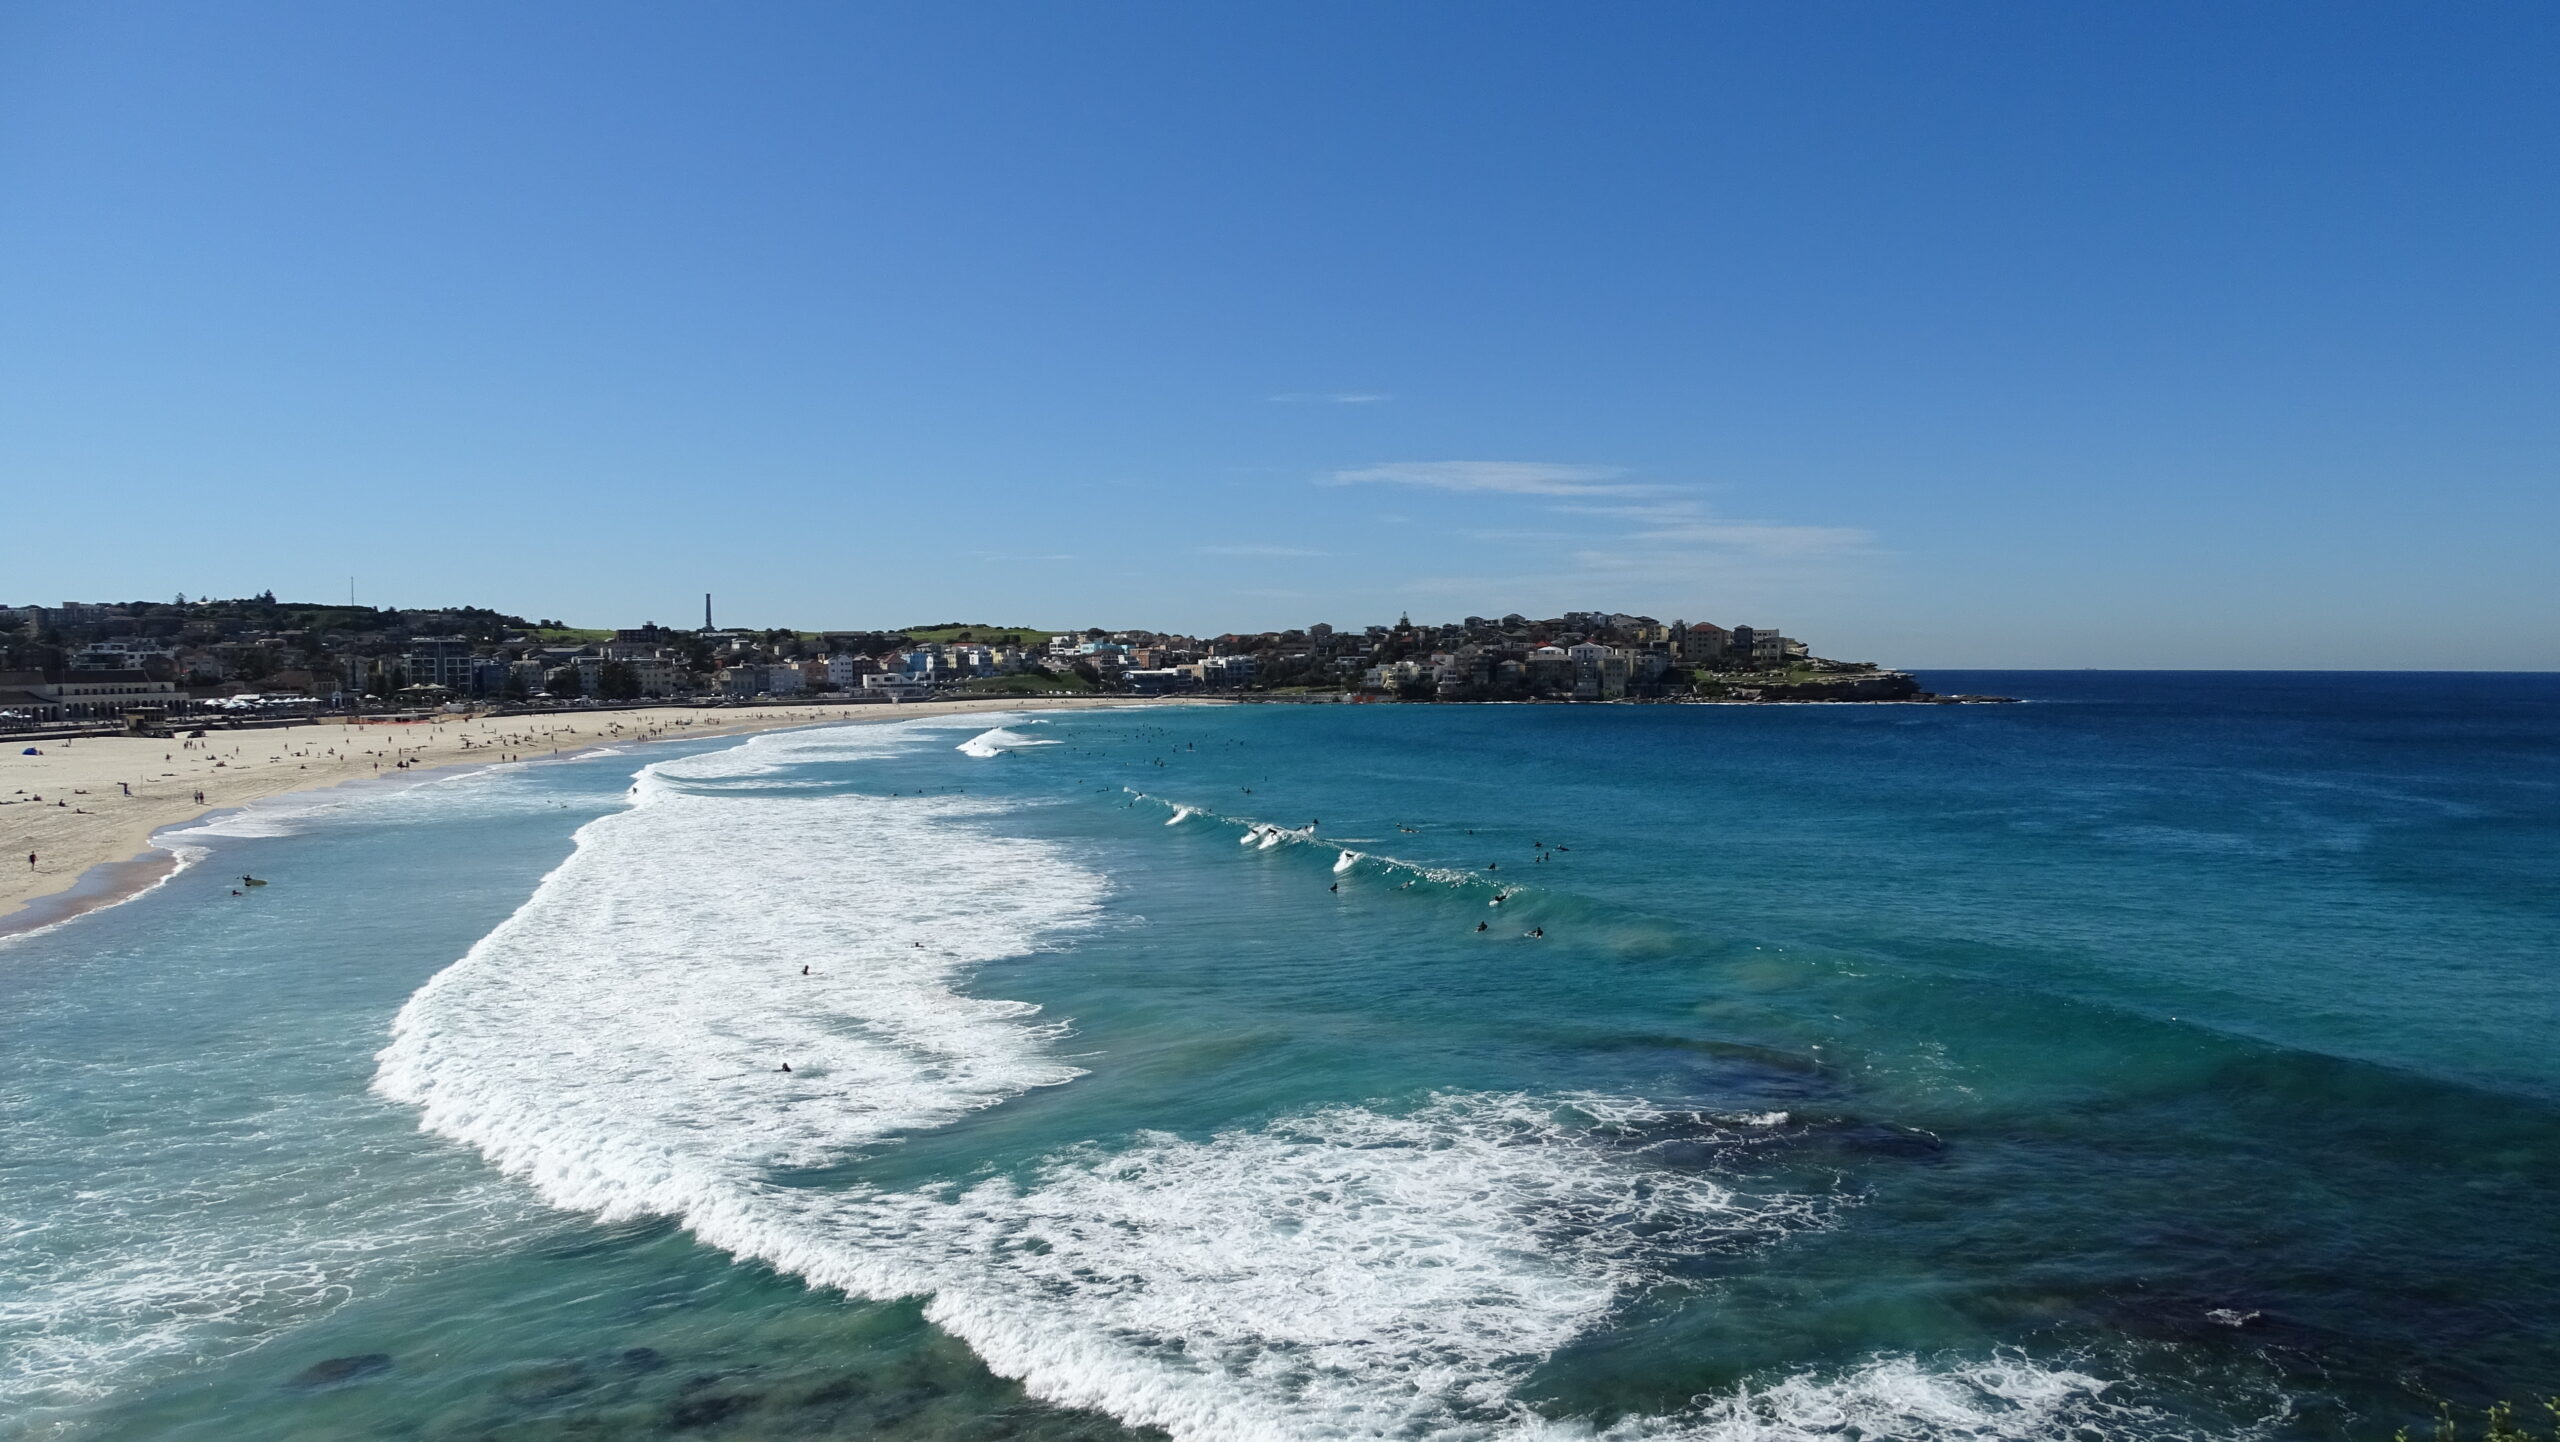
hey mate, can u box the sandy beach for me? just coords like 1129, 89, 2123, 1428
0, 696, 1181, 936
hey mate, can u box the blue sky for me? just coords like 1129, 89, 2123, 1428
3, 2, 2553, 667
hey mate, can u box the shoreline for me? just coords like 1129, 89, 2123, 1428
0, 695, 1191, 941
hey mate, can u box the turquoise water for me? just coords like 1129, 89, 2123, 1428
4, 674, 2556, 1441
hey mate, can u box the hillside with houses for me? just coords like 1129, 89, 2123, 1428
0, 596, 1962, 730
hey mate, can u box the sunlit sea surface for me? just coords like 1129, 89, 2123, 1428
5, 673, 2556, 1442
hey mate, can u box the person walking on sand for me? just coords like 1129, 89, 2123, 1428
25, 852, 33, 871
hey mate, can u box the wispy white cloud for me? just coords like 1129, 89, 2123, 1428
1196, 544, 1330, 557
1322, 461, 1657, 497
1548, 500, 1871, 559
1629, 519, 1873, 558
1303, 462, 1879, 619
1547, 502, 1701, 522
1268, 391, 1392, 404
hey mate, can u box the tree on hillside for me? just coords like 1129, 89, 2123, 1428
596, 661, 641, 701
546, 666, 583, 697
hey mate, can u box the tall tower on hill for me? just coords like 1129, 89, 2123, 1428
703, 593, 713, 631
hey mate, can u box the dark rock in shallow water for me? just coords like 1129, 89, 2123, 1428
494, 1359, 589, 1404
619, 1346, 667, 1374
1821, 1120, 1946, 1159
287, 1353, 392, 1390
668, 1391, 757, 1429
799, 1375, 869, 1406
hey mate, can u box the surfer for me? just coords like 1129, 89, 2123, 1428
780, 1062, 791, 1072
1475, 922, 1488, 932
1329, 883, 1339, 892
1527, 927, 1544, 938
802, 965, 810, 975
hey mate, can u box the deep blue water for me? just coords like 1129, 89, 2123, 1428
3, 674, 2555, 1441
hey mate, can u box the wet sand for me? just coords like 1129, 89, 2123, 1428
1, 696, 1186, 937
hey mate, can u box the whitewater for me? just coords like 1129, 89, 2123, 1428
19, 683, 2545, 1440
366, 722, 2154, 1442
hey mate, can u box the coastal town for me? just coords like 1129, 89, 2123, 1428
0, 593, 1959, 733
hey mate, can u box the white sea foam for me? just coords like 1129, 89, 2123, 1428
1128, 793, 1493, 891
1628, 1352, 2160, 1442
374, 728, 2182, 1442
0, 1158, 528, 1424
958, 726, 1061, 759
377, 745, 1102, 1231
164, 761, 547, 842
1334, 848, 1361, 873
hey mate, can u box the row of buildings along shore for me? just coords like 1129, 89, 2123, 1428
0, 596, 1928, 729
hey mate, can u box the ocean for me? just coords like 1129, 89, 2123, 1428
3, 673, 2556, 1441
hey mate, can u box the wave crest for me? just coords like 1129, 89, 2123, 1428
374, 731, 2194, 1442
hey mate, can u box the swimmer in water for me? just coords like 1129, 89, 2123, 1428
1475, 922, 1488, 932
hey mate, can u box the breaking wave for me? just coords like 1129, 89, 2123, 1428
1129, 790, 1500, 892
958, 726, 1061, 759
376, 725, 2190, 1442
